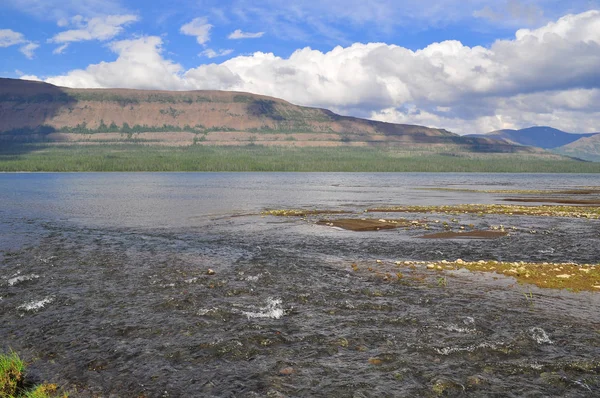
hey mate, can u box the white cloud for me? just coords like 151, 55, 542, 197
19, 42, 39, 59
225, 0, 597, 42
53, 44, 69, 54
180, 17, 213, 45
46, 36, 186, 90
19, 74, 42, 81
228, 29, 265, 39
49, 14, 138, 49
371, 89, 600, 134
0, 29, 38, 59
200, 48, 234, 58
40, 11, 600, 134
0, 29, 26, 47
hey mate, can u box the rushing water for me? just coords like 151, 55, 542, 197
1, 173, 600, 397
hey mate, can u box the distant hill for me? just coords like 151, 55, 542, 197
0, 77, 533, 153
466, 126, 598, 149
553, 134, 600, 162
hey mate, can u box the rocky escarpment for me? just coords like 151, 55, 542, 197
0, 78, 534, 152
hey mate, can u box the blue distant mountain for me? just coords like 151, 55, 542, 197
466, 126, 599, 149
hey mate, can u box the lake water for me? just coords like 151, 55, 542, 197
1, 173, 599, 397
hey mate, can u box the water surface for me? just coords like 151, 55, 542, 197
1, 173, 599, 397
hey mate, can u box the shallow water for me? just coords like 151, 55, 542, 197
1, 173, 600, 397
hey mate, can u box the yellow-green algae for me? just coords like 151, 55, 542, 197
367, 204, 600, 219
261, 209, 350, 217
416, 187, 600, 195
380, 259, 600, 292
0, 351, 67, 398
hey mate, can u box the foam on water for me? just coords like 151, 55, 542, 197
242, 297, 284, 319
433, 341, 507, 356
18, 297, 54, 312
529, 327, 553, 344
8, 273, 40, 286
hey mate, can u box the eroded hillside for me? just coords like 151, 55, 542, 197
0, 78, 531, 152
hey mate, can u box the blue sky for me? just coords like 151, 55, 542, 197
1, 0, 600, 134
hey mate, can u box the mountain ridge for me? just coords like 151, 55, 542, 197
0, 78, 531, 153
466, 126, 598, 149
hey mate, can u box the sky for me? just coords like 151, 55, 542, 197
1, 0, 600, 135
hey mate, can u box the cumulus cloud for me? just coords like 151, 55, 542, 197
19, 74, 42, 81
228, 29, 265, 39
180, 17, 213, 45
48, 14, 138, 53
200, 48, 234, 58
41, 11, 600, 134
0, 29, 39, 59
46, 36, 185, 90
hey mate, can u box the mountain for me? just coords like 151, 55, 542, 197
553, 134, 600, 161
0, 78, 531, 153
466, 126, 598, 149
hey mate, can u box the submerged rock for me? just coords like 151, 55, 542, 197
278, 367, 295, 376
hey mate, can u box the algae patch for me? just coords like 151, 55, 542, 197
385, 259, 600, 292
367, 204, 600, 219
261, 209, 351, 217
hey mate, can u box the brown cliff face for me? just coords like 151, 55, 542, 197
0, 78, 532, 152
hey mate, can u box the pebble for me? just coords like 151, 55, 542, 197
279, 367, 295, 376
455, 259, 464, 264
206, 269, 216, 275
556, 274, 571, 279
426, 264, 435, 270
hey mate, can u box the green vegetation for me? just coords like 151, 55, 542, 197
2, 144, 600, 172
0, 93, 73, 104
0, 351, 66, 398
1, 123, 211, 136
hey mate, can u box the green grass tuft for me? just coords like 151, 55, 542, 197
0, 351, 25, 397
0, 352, 66, 398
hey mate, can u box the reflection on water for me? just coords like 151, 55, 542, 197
1, 173, 599, 397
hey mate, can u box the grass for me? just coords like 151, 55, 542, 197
2, 143, 600, 172
0, 352, 66, 398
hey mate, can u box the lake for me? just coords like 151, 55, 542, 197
1, 173, 599, 397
